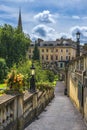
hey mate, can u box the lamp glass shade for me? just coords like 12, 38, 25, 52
31, 69, 35, 75
30, 63, 35, 75
76, 31, 80, 39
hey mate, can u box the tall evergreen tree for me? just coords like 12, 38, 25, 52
32, 42, 40, 61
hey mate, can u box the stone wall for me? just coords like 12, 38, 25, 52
0, 89, 54, 130
67, 53, 87, 123
84, 77, 87, 121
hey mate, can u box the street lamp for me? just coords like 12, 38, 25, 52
30, 62, 36, 92
76, 31, 80, 42
76, 31, 80, 57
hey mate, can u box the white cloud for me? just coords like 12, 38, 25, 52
31, 24, 87, 44
34, 10, 55, 24
70, 26, 87, 43
0, 4, 35, 27
31, 24, 72, 41
0, 5, 17, 13
0, 0, 87, 44
31, 24, 58, 40
72, 16, 80, 19
58, 33, 71, 39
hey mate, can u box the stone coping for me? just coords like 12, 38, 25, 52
0, 94, 16, 105
24, 90, 43, 102
24, 91, 33, 102
0, 90, 48, 106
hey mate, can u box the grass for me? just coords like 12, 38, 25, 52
0, 84, 6, 96
0, 84, 6, 89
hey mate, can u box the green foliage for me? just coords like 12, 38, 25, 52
0, 58, 8, 83
0, 84, 6, 89
0, 24, 31, 68
36, 82, 54, 91
5, 70, 25, 92
32, 43, 40, 61
4, 60, 57, 91
12, 60, 56, 88
34, 62, 56, 83
33, 61, 57, 88
45, 70, 55, 82
10, 60, 32, 88
0, 90, 5, 95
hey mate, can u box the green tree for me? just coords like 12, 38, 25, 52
0, 58, 8, 83
32, 42, 40, 61
0, 24, 31, 68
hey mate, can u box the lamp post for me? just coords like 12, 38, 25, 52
64, 60, 69, 95
76, 31, 80, 57
30, 62, 36, 92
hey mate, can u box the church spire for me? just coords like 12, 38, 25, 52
18, 8, 22, 32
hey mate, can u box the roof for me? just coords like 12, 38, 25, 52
30, 38, 77, 48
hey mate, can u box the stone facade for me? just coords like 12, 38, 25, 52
27, 38, 78, 69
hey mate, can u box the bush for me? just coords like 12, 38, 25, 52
5, 70, 25, 92
45, 70, 55, 82
6, 60, 57, 91
36, 82, 54, 91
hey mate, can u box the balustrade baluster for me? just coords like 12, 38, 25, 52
0, 109, 3, 130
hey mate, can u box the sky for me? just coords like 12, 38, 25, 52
0, 0, 87, 43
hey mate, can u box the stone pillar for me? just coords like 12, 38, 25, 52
3, 107, 7, 127
33, 92, 37, 109
13, 97, 18, 120
42, 93, 45, 109
17, 94, 24, 130
32, 92, 38, 117
79, 60, 80, 70
0, 109, 3, 130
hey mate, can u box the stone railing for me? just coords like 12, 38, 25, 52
75, 69, 83, 74
24, 89, 54, 127
0, 88, 54, 130
75, 71, 83, 83
0, 93, 24, 130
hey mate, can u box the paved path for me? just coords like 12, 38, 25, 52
25, 81, 87, 130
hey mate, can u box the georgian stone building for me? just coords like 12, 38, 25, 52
27, 38, 78, 69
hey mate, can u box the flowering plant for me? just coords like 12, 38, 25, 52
6, 70, 25, 92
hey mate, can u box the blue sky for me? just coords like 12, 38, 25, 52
0, 0, 87, 43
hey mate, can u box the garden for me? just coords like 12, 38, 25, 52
0, 24, 58, 96
0, 59, 58, 96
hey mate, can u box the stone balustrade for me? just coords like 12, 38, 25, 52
0, 88, 54, 130
0, 95, 15, 129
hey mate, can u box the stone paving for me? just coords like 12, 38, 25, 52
25, 81, 87, 130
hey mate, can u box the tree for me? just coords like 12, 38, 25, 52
32, 42, 40, 61
0, 24, 31, 68
0, 58, 8, 83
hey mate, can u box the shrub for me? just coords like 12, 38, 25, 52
36, 82, 54, 91
5, 70, 25, 92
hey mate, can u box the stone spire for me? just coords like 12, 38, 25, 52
18, 8, 22, 32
